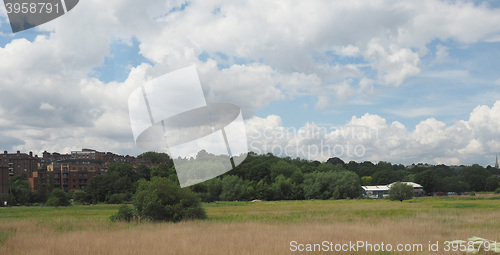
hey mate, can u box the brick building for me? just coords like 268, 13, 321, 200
0, 166, 8, 194
0, 151, 39, 178
0, 151, 40, 192
3, 148, 151, 193
47, 160, 104, 192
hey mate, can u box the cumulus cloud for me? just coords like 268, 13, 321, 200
246, 101, 500, 166
1, 0, 500, 164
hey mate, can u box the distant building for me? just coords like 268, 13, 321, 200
362, 182, 424, 198
0, 151, 40, 191
361, 185, 390, 198
41, 151, 71, 165
0, 150, 39, 178
495, 155, 499, 169
2, 148, 154, 193
0, 166, 8, 194
47, 160, 104, 192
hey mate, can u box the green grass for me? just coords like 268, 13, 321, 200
0, 204, 120, 221
203, 196, 500, 224
1, 196, 499, 224
1, 196, 499, 254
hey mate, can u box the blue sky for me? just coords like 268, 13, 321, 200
1, 0, 500, 166
257, 39, 500, 130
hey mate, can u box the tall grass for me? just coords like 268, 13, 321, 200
0, 197, 499, 254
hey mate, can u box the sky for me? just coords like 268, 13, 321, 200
1, 0, 500, 166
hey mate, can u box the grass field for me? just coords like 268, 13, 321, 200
1, 196, 499, 254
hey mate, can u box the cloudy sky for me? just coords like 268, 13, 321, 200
1, 0, 500, 166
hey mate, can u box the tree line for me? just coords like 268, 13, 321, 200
2, 151, 500, 207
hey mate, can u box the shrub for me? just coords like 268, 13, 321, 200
494, 188, 500, 194
73, 190, 90, 204
133, 177, 206, 222
389, 182, 414, 202
46, 189, 70, 207
110, 204, 135, 222
0, 193, 15, 207
106, 193, 130, 204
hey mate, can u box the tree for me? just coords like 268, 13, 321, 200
270, 160, 299, 180
270, 175, 294, 200
136, 164, 151, 181
462, 164, 491, 191
441, 176, 467, 193
46, 188, 70, 207
485, 175, 499, 191
138, 151, 173, 165
220, 175, 248, 201
133, 177, 206, 222
206, 177, 223, 202
9, 174, 32, 205
389, 182, 414, 202
360, 176, 372, 186
333, 171, 362, 199
303, 170, 361, 200
85, 174, 114, 203
415, 170, 437, 195
151, 163, 177, 182
372, 170, 400, 185
85, 163, 140, 204
326, 157, 345, 165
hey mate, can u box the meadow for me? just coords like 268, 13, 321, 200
1, 196, 499, 254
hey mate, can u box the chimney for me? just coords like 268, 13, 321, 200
17, 150, 20, 155
3, 151, 6, 155
29, 151, 33, 157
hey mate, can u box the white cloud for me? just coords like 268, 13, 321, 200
1, 0, 500, 163
339, 45, 361, 57
246, 100, 500, 166
434, 44, 451, 64
39, 103, 56, 111
364, 42, 421, 87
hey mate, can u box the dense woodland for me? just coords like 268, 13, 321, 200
3, 151, 500, 205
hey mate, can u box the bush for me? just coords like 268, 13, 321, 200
133, 177, 206, 222
389, 182, 414, 202
0, 193, 15, 207
73, 190, 90, 204
494, 188, 500, 194
106, 193, 130, 204
46, 189, 70, 207
110, 204, 135, 222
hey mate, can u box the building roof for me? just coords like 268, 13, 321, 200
361, 185, 390, 191
362, 182, 423, 191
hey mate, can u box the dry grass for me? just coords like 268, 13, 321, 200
1, 197, 499, 254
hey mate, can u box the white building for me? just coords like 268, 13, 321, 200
362, 182, 424, 198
